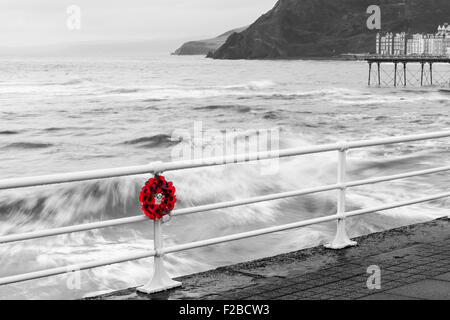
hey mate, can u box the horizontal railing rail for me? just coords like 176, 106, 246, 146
0, 130, 449, 191
0, 131, 449, 293
1, 164, 449, 245
0, 191, 449, 287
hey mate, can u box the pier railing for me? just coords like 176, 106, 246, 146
0, 131, 449, 293
364, 54, 450, 62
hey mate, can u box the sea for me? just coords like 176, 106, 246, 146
0, 54, 449, 299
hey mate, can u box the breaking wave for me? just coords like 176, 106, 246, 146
122, 134, 182, 148
3, 142, 53, 150
0, 130, 20, 135
107, 88, 141, 94
194, 105, 252, 113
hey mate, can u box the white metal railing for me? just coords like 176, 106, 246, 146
0, 131, 449, 293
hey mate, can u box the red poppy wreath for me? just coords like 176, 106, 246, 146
139, 175, 176, 220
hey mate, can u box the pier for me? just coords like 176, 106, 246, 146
365, 55, 450, 87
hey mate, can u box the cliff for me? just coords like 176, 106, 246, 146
173, 27, 247, 55
210, 0, 450, 59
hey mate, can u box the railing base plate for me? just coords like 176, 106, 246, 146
136, 280, 182, 295
324, 240, 357, 250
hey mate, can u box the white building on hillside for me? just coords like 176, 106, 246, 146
376, 24, 450, 57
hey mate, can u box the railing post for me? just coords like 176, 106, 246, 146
325, 145, 357, 250
137, 218, 181, 294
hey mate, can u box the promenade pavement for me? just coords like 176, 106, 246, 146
90, 217, 450, 300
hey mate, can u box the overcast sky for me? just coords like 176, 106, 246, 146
0, 0, 276, 52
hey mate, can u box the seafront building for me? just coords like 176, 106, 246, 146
376, 23, 450, 56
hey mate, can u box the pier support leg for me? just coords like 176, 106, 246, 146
137, 219, 182, 294
325, 148, 357, 250
377, 62, 381, 86
403, 63, 407, 87
394, 63, 397, 87
368, 62, 372, 86
421, 63, 424, 86
430, 63, 433, 86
